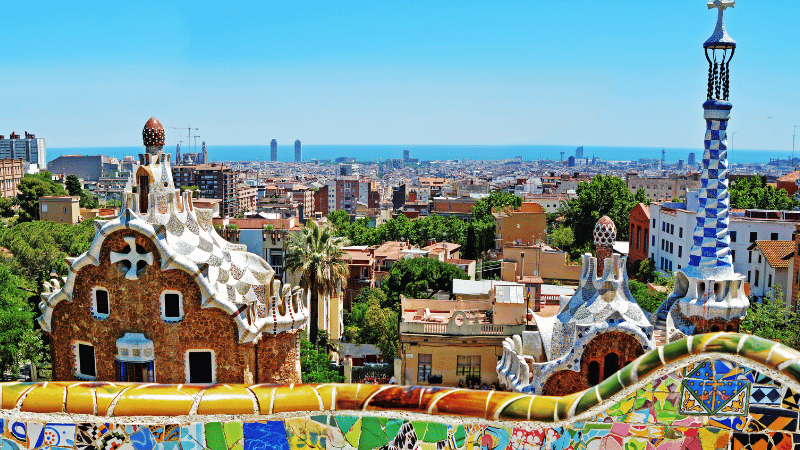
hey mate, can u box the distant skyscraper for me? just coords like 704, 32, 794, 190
403, 149, 409, 161
175, 142, 181, 164
295, 140, 302, 162
271, 139, 277, 161
575, 146, 584, 159
0, 131, 46, 168
688, 152, 696, 167
201, 141, 207, 164
567, 156, 576, 167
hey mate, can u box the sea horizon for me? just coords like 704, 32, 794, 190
47, 144, 794, 166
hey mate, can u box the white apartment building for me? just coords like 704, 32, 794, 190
649, 191, 798, 286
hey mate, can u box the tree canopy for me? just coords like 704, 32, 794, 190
300, 339, 343, 383
560, 175, 647, 249
740, 286, 800, 349
729, 176, 800, 210
16, 171, 67, 222
343, 288, 398, 360
0, 264, 44, 379
471, 191, 522, 222
381, 257, 470, 309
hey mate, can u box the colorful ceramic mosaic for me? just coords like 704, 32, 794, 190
2, 333, 800, 450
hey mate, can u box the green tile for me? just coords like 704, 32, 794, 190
359, 417, 388, 450
223, 422, 243, 450
204, 423, 226, 450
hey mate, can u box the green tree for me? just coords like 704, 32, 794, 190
740, 286, 800, 349
560, 175, 646, 249
729, 176, 800, 210
327, 210, 351, 232
0, 264, 45, 379
381, 257, 470, 309
16, 171, 68, 222
0, 197, 15, 218
343, 288, 398, 360
300, 339, 343, 383
285, 221, 350, 345
471, 191, 522, 222
635, 257, 657, 283
65, 175, 82, 197
549, 226, 574, 250
628, 280, 666, 313
179, 185, 201, 199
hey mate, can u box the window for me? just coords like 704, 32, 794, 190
75, 342, 96, 380
748, 271, 751, 282
772, 232, 779, 240
768, 274, 773, 287
92, 287, 110, 319
669, 242, 674, 254
652, 219, 656, 228
417, 354, 432, 383
456, 355, 481, 378
652, 236, 655, 247
116, 361, 154, 382
749, 251, 752, 263
185, 350, 215, 384
679, 227, 683, 238
678, 246, 682, 258
731, 250, 735, 262
755, 270, 760, 287
160, 291, 184, 322
730, 231, 737, 242
662, 222, 666, 232
758, 255, 762, 264
750, 232, 758, 242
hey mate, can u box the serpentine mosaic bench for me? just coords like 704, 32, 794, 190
2, 333, 799, 450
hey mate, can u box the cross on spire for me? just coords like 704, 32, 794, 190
111, 236, 153, 280
708, 0, 734, 12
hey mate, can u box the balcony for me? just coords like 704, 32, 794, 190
400, 321, 524, 337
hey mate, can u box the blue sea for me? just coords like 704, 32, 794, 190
48, 145, 791, 166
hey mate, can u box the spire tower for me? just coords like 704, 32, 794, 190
656, 0, 748, 339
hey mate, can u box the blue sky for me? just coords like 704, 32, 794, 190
1, 1, 798, 151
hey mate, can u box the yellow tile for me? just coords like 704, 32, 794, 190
94, 382, 137, 416
65, 383, 95, 415
272, 385, 323, 413
312, 384, 337, 410
248, 384, 277, 415
196, 385, 255, 415
113, 385, 195, 416
335, 384, 382, 411
1, 382, 36, 410
20, 383, 67, 413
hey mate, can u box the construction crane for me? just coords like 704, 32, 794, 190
168, 126, 199, 152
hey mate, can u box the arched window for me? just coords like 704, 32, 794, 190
603, 353, 620, 380
587, 361, 601, 386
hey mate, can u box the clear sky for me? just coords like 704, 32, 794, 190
1, 1, 797, 151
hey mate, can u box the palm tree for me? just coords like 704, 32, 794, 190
285, 220, 350, 345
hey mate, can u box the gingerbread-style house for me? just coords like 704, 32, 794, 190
39, 118, 307, 384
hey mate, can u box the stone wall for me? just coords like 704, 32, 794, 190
49, 229, 253, 384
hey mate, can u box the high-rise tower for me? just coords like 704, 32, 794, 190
295, 140, 302, 162
271, 139, 277, 161
657, 0, 748, 339
201, 141, 207, 164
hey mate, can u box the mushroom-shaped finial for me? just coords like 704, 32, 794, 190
593, 216, 617, 248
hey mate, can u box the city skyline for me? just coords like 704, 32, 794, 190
2, 1, 798, 153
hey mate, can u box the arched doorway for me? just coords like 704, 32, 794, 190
582, 331, 645, 387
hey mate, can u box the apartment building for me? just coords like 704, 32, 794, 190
173, 164, 237, 217
625, 172, 702, 201
0, 159, 23, 198
326, 177, 379, 214
628, 203, 650, 264
648, 194, 799, 282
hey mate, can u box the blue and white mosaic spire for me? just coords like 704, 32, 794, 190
685, 0, 736, 280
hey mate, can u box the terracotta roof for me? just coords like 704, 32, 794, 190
778, 171, 800, 182
753, 240, 795, 268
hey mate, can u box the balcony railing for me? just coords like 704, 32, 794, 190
400, 321, 524, 337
